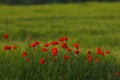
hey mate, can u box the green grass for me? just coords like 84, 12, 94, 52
0, 2, 120, 80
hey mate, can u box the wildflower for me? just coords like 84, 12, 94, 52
95, 59, 99, 62
115, 72, 119, 77
87, 50, 92, 55
4, 34, 9, 39
66, 47, 72, 52
41, 48, 47, 52
26, 58, 30, 62
73, 43, 79, 49
106, 50, 110, 54
22, 51, 28, 57
3, 45, 11, 50
51, 48, 58, 56
50, 41, 59, 46
61, 42, 68, 48
30, 42, 36, 47
64, 55, 70, 60
12, 46, 17, 50
44, 42, 49, 47
39, 59, 45, 64
75, 49, 80, 55
59, 37, 64, 42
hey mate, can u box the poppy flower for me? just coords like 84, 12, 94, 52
87, 50, 92, 55
30, 42, 36, 47
75, 49, 80, 55
51, 48, 58, 56
106, 50, 110, 54
115, 72, 119, 77
50, 41, 59, 46
26, 58, 30, 62
12, 46, 17, 50
64, 37, 68, 41
86, 55, 92, 62
4, 34, 9, 39
59, 37, 65, 42
96, 48, 102, 52
73, 43, 79, 49
39, 59, 45, 64
44, 42, 49, 47
34, 41, 40, 46
22, 51, 28, 57
95, 59, 99, 62
66, 47, 72, 52
64, 55, 70, 60
3, 45, 11, 50
41, 48, 47, 52
61, 42, 68, 48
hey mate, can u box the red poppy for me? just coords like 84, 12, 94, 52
64, 55, 70, 60
61, 42, 68, 48
30, 42, 36, 47
86, 55, 92, 62
66, 47, 72, 52
106, 50, 110, 54
115, 72, 119, 77
87, 50, 92, 55
95, 59, 99, 62
22, 51, 28, 57
59, 37, 64, 42
73, 43, 79, 49
12, 46, 17, 50
64, 37, 68, 41
3, 45, 11, 50
51, 48, 58, 56
4, 34, 9, 39
26, 58, 30, 62
75, 49, 80, 55
39, 59, 45, 64
41, 48, 47, 52
50, 41, 59, 46
34, 41, 40, 46
96, 48, 102, 52
44, 42, 49, 47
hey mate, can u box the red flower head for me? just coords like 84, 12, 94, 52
12, 46, 17, 50
96, 48, 102, 52
34, 41, 40, 46
64, 55, 70, 60
3, 45, 11, 50
30, 42, 36, 47
51, 48, 58, 56
66, 47, 72, 52
22, 51, 28, 57
64, 37, 68, 41
39, 59, 45, 64
44, 42, 49, 47
26, 58, 30, 62
59, 37, 65, 42
87, 50, 92, 55
106, 50, 110, 54
4, 34, 9, 39
86, 55, 92, 62
73, 43, 79, 49
115, 72, 119, 77
95, 59, 99, 62
50, 41, 59, 46
75, 49, 80, 55
61, 42, 68, 49
41, 48, 47, 52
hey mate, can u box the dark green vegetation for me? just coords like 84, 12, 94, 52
0, 2, 120, 80
0, 0, 120, 4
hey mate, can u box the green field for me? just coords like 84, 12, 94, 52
0, 2, 120, 80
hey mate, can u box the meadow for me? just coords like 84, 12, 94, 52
0, 2, 120, 80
